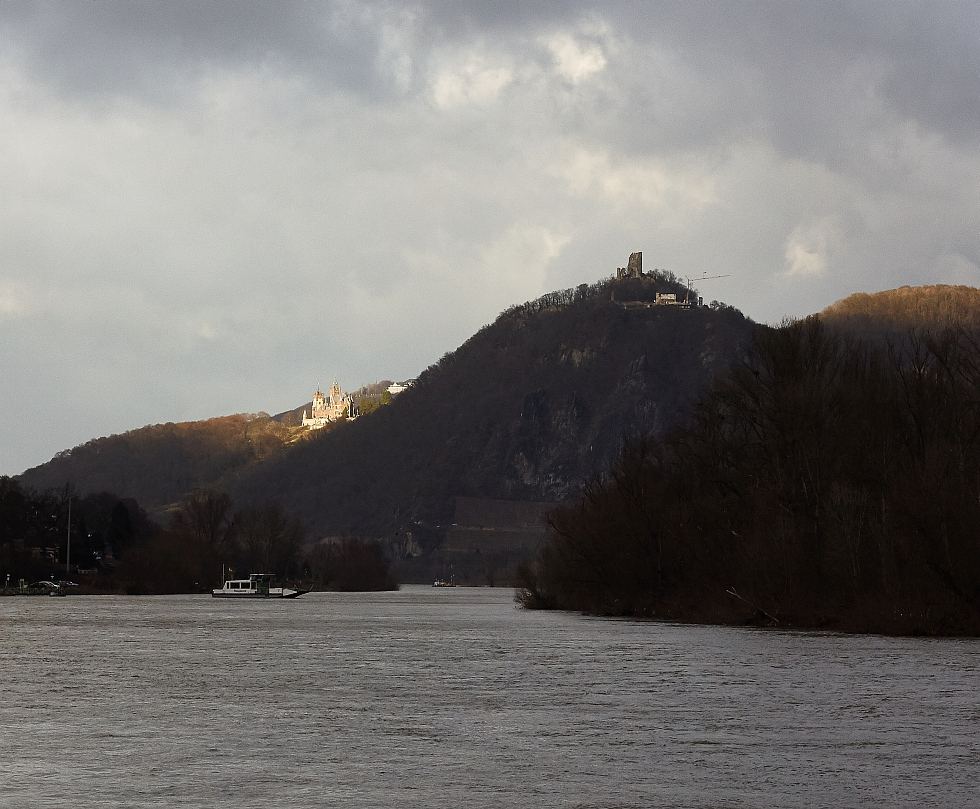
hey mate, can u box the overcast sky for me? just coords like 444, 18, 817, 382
2, 1, 979, 476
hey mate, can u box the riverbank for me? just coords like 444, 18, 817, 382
516, 580, 980, 637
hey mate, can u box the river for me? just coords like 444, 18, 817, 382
1, 586, 976, 808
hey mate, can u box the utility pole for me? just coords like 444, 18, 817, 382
66, 496, 71, 578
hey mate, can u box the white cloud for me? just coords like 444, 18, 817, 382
783, 217, 840, 278
545, 32, 607, 84
375, 9, 419, 92
0, 279, 30, 318
548, 143, 718, 227
479, 225, 570, 298
931, 251, 980, 286
431, 52, 514, 109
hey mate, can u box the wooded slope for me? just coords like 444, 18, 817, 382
233, 275, 752, 538
20, 273, 752, 539
520, 315, 980, 634
821, 284, 980, 338
18, 414, 298, 515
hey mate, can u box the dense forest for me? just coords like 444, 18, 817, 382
518, 317, 980, 635
0, 476, 157, 584
0, 479, 396, 594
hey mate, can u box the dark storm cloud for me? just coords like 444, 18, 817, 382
6, 1, 977, 156
1, 0, 388, 99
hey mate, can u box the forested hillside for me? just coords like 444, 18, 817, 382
821, 284, 980, 339
20, 272, 751, 537
18, 413, 302, 514
519, 317, 980, 634
17, 380, 402, 512
232, 274, 752, 538
14, 280, 980, 610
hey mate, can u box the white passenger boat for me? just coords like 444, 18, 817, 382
212, 573, 308, 599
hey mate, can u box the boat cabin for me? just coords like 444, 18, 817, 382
219, 573, 273, 594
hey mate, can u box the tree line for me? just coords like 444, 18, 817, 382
822, 284, 980, 335
518, 317, 980, 635
0, 479, 157, 585
125, 489, 397, 593
0, 481, 397, 594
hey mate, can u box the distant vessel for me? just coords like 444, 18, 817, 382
212, 573, 309, 599
432, 579, 456, 588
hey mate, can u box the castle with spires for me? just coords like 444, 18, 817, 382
302, 380, 352, 430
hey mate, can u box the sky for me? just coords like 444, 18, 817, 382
2, 1, 979, 476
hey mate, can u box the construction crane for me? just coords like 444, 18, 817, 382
684, 273, 730, 305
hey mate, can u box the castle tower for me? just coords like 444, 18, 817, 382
328, 379, 344, 419
616, 251, 643, 279
628, 251, 642, 276
311, 389, 328, 420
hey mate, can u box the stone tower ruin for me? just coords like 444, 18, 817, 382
616, 252, 643, 279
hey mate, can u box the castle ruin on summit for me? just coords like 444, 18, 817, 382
616, 252, 643, 279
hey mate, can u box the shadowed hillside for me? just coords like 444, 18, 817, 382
16, 280, 980, 604
17, 392, 395, 516
18, 270, 751, 563
231, 274, 751, 540
519, 306, 980, 635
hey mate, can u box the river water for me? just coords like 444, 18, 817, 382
1, 586, 977, 808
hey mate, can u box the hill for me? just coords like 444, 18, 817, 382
230, 273, 751, 542
18, 413, 301, 516
18, 270, 752, 545
17, 381, 400, 516
17, 278, 980, 602
820, 284, 980, 339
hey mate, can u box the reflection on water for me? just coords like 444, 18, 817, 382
1, 586, 977, 808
